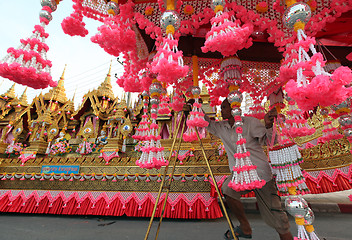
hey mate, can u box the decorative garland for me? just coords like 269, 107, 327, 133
5, 143, 23, 157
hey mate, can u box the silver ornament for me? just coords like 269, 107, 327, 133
149, 82, 162, 95
107, 1, 119, 15
320, 108, 329, 116
41, 0, 57, 12
344, 128, 352, 138
142, 91, 149, 98
211, 0, 226, 10
227, 91, 243, 105
160, 10, 180, 32
304, 207, 315, 225
150, 108, 158, 114
231, 108, 242, 117
339, 115, 352, 127
283, 2, 311, 29
39, 10, 53, 22
285, 195, 308, 218
150, 97, 160, 105
191, 86, 201, 96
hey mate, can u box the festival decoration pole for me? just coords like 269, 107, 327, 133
154, 113, 187, 240
194, 126, 237, 240
144, 111, 185, 240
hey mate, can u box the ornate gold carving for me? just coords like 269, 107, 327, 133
121, 117, 133, 137
81, 120, 94, 139
47, 121, 59, 140
25, 140, 48, 155
300, 138, 352, 170
0, 142, 9, 154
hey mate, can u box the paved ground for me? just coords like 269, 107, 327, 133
0, 211, 351, 240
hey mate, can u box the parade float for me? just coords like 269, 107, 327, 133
0, 2, 351, 237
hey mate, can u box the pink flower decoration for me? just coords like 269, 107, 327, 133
145, 6, 154, 16
256, 2, 268, 13
184, 5, 194, 15
61, 13, 88, 37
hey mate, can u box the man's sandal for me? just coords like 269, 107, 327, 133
223, 226, 252, 240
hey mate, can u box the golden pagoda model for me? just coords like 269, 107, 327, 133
0, 85, 31, 153
23, 66, 74, 156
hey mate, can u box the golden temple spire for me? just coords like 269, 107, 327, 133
44, 65, 68, 104
2, 83, 16, 99
97, 61, 115, 100
67, 88, 76, 111
108, 60, 112, 76
121, 95, 127, 109
19, 87, 29, 106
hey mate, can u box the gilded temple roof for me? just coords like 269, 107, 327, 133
1, 83, 16, 100
96, 63, 115, 100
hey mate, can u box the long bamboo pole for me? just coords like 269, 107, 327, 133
144, 112, 185, 240
154, 115, 187, 240
194, 127, 238, 240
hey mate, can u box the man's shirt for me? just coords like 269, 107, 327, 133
206, 116, 273, 182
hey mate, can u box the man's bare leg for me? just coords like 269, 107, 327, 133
278, 232, 294, 240
225, 195, 252, 236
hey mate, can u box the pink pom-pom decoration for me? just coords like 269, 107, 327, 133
61, 0, 88, 37
91, 1, 136, 57
285, 29, 352, 111
136, 87, 168, 169
202, 11, 253, 57
151, 33, 189, 85
0, 22, 57, 89
170, 90, 185, 112
279, 99, 316, 138
61, 13, 88, 37
228, 105, 266, 192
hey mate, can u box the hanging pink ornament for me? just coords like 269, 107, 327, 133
151, 10, 189, 85
0, 1, 58, 89
116, 52, 145, 93
183, 87, 208, 142
269, 142, 309, 196
158, 92, 171, 115
169, 90, 185, 112
61, 0, 88, 37
280, 98, 315, 138
245, 98, 266, 120
221, 56, 243, 88
133, 91, 150, 141
186, 87, 209, 128
283, 3, 352, 111
227, 90, 265, 191
202, 1, 253, 57
317, 107, 343, 144
91, 0, 136, 57
136, 82, 168, 169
